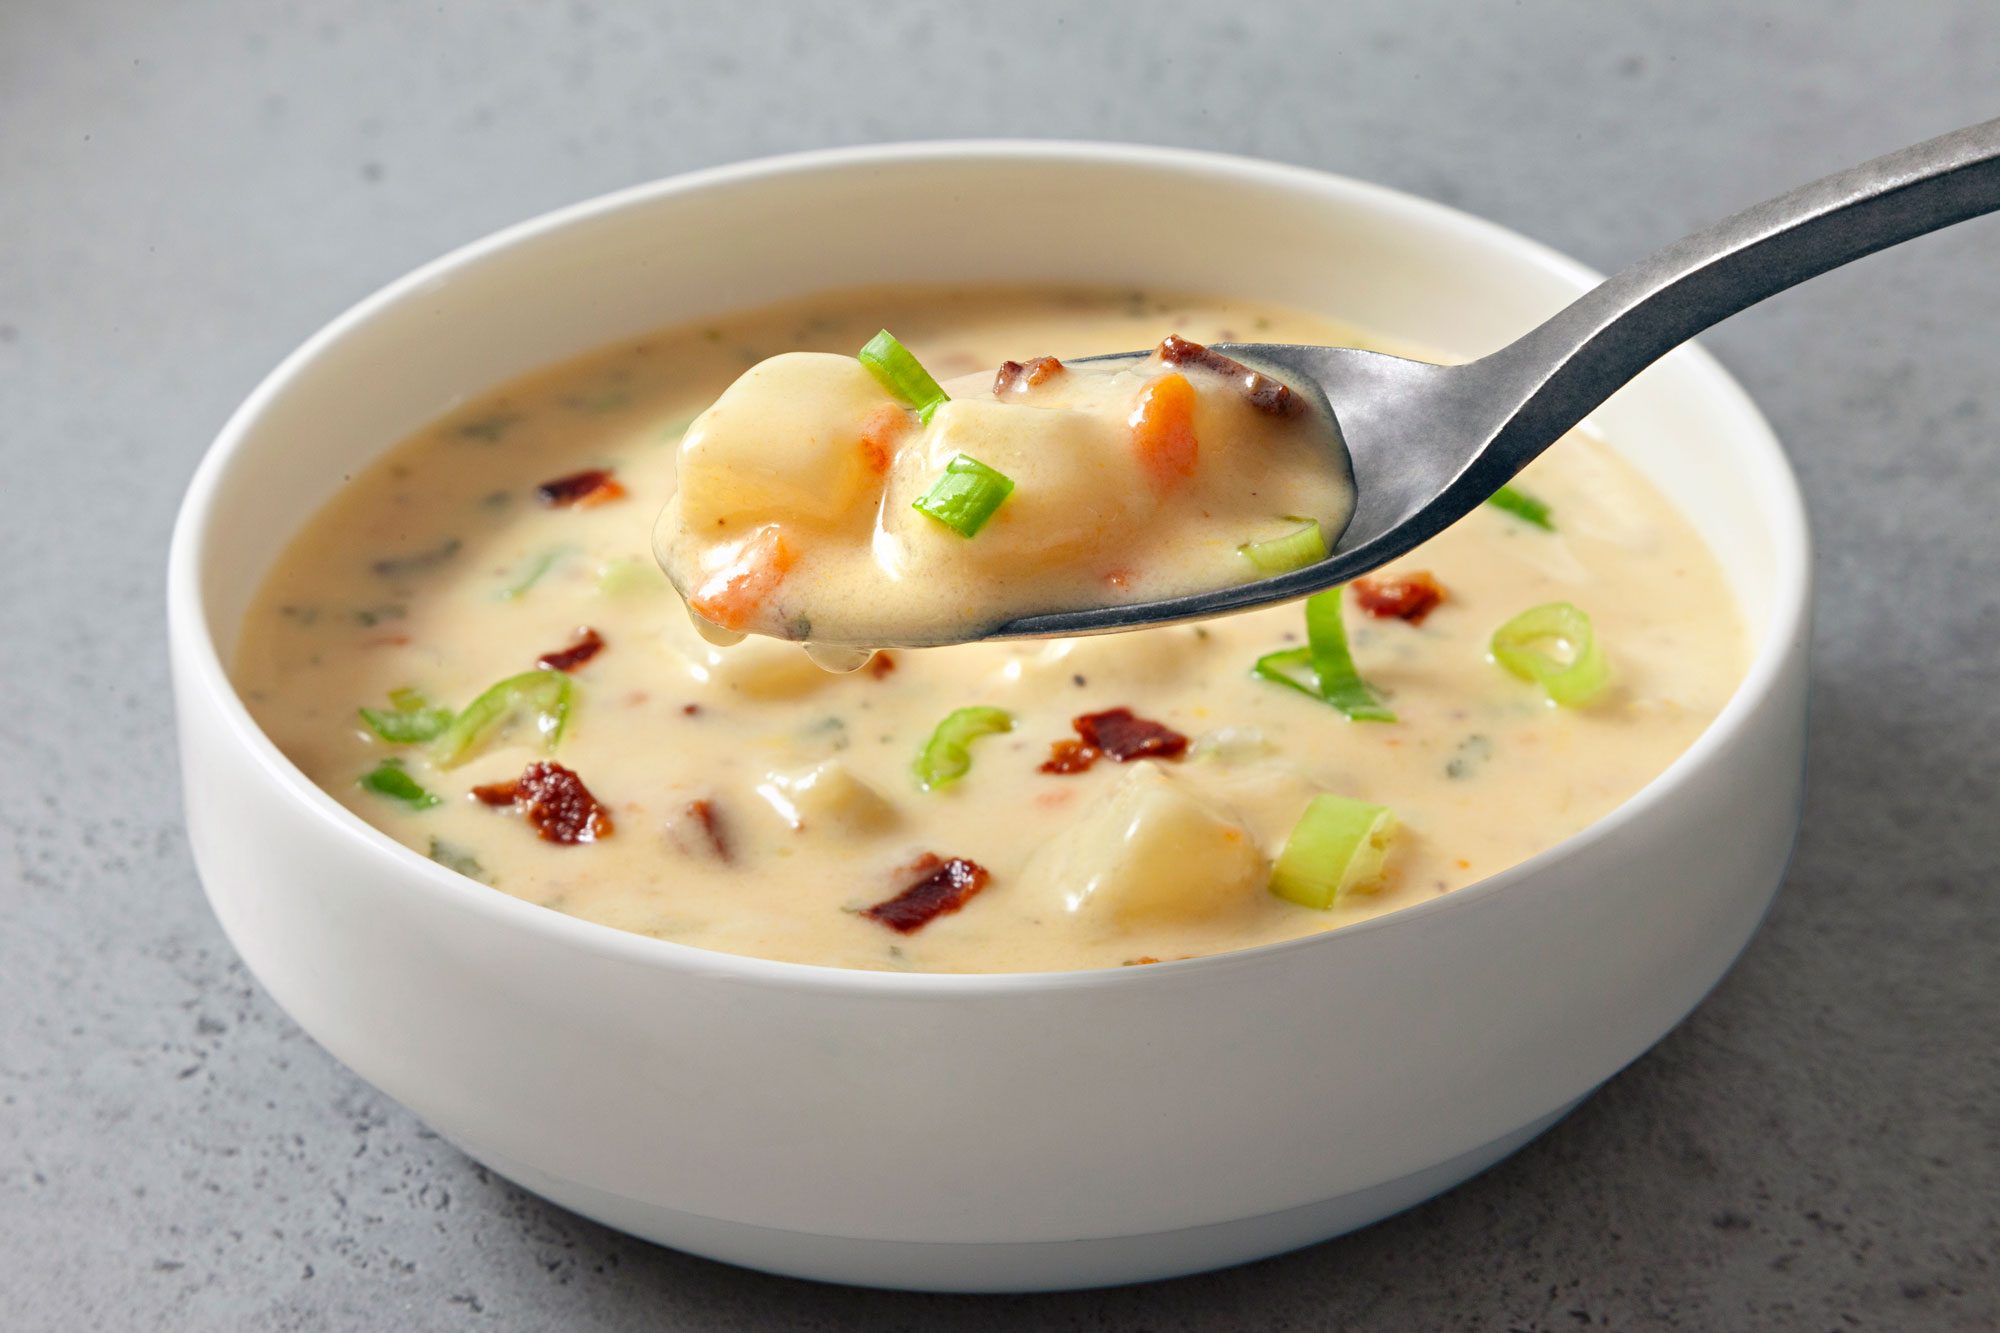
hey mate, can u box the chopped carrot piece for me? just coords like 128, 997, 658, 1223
1129, 371, 1199, 489
857, 404, 909, 475
689, 527, 795, 630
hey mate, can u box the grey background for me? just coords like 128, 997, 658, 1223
4, 1, 1996, 1328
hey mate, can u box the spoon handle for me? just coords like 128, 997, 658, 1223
1471, 116, 2000, 472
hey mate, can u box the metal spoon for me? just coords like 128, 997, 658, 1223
988, 114, 2000, 642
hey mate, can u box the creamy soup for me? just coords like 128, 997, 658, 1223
234, 284, 1747, 974
654, 335, 1352, 649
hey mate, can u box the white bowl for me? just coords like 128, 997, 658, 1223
167, 143, 1811, 1292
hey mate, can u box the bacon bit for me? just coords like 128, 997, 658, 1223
536, 626, 606, 672
1156, 334, 1302, 417
686, 798, 731, 862
993, 355, 1065, 394
1074, 708, 1190, 762
471, 761, 613, 844
1039, 737, 1102, 775
857, 404, 909, 475
535, 468, 627, 507
1129, 371, 1199, 489
866, 650, 897, 679
681, 703, 702, 716
689, 526, 795, 631
862, 853, 992, 934
1352, 571, 1447, 625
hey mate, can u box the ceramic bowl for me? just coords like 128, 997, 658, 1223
167, 142, 1811, 1292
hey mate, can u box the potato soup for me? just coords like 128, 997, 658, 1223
233, 285, 1747, 973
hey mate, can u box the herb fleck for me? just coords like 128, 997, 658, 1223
371, 537, 462, 579
1445, 734, 1493, 780
427, 837, 491, 883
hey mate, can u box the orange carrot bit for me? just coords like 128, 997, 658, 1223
857, 404, 910, 475
1129, 371, 1199, 489
689, 527, 795, 630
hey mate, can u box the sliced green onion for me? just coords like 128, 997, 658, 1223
912, 705, 1014, 791
358, 687, 454, 744
431, 669, 573, 768
1489, 601, 1610, 706
1486, 484, 1554, 530
912, 454, 1016, 538
1251, 646, 1320, 699
498, 546, 571, 600
1306, 589, 1396, 721
595, 555, 663, 596
1238, 519, 1328, 573
1250, 591, 1395, 720
358, 758, 441, 810
859, 329, 949, 420
1269, 793, 1397, 909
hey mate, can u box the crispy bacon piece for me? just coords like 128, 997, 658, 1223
1074, 708, 1190, 762
535, 468, 627, 507
866, 650, 897, 679
685, 798, 731, 862
471, 761, 613, 844
862, 853, 992, 934
1039, 737, 1101, 775
993, 355, 1065, 394
1155, 334, 1302, 417
1352, 571, 1447, 625
535, 626, 606, 672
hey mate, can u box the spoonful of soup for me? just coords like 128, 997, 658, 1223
657, 115, 2000, 652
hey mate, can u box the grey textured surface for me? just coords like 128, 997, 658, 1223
3, 1, 1997, 1328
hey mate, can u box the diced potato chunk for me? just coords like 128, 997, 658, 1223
755, 760, 897, 835
662, 634, 834, 700
880, 397, 1158, 573
673, 352, 892, 530
1024, 762, 1266, 925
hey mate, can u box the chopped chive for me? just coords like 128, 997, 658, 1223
1489, 601, 1610, 706
858, 329, 949, 419
1486, 484, 1554, 530
358, 758, 441, 810
1269, 794, 1397, 909
498, 547, 571, 600
912, 454, 1015, 538
1238, 518, 1328, 573
431, 669, 574, 768
912, 705, 1014, 791
358, 687, 455, 744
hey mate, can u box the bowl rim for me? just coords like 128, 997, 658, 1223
167, 138, 1812, 996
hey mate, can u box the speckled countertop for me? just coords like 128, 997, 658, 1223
3, 2, 1996, 1329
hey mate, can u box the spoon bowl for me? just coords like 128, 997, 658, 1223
990, 114, 2000, 642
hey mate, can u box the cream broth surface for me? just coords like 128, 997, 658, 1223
234, 285, 1748, 974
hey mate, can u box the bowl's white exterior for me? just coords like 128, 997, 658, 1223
167, 143, 1811, 1292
